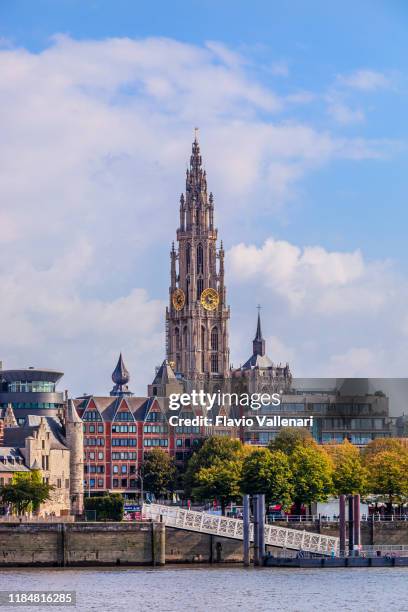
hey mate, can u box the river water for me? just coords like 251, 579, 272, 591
0, 566, 407, 611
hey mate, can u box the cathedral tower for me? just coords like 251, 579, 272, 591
166, 133, 230, 388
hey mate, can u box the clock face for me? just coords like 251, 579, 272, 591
200, 288, 219, 311
172, 288, 185, 311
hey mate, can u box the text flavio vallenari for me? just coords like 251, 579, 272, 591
167, 391, 313, 428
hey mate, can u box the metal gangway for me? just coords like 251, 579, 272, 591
143, 503, 339, 556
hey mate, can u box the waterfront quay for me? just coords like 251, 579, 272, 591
2, 516, 408, 568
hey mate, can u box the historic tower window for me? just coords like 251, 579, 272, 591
211, 327, 218, 351
197, 278, 203, 300
186, 243, 191, 273
175, 327, 180, 350
201, 326, 206, 372
211, 354, 218, 373
197, 244, 204, 274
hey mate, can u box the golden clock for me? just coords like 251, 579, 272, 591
172, 288, 185, 311
200, 288, 219, 311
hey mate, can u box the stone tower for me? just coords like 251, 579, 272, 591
166, 133, 230, 389
65, 399, 84, 516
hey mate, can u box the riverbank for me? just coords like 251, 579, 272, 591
0, 566, 407, 611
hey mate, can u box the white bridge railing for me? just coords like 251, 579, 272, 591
143, 503, 339, 556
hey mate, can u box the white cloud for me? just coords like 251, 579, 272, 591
0, 36, 402, 392
227, 237, 408, 377
337, 69, 391, 91
327, 101, 365, 125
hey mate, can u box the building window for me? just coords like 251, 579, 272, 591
113, 479, 119, 487
211, 354, 218, 373
121, 465, 127, 474
175, 327, 180, 351
113, 465, 119, 473
211, 327, 218, 351
57, 479, 62, 488
89, 425, 95, 433
186, 243, 191, 272
97, 424, 104, 433
98, 479, 104, 487
98, 452, 104, 460
197, 243, 204, 274
176, 439, 183, 447
197, 278, 203, 300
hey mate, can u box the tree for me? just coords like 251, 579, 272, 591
142, 449, 176, 499
0, 471, 53, 515
269, 427, 314, 456
325, 440, 368, 496
184, 436, 244, 514
84, 494, 124, 521
363, 438, 407, 461
194, 458, 242, 515
240, 448, 293, 510
365, 450, 408, 513
290, 444, 333, 514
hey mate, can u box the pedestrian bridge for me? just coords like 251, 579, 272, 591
143, 503, 339, 556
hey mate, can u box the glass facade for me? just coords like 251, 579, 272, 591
6, 381, 56, 393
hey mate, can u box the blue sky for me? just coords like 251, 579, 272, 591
0, 1, 407, 395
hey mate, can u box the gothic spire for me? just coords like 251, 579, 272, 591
253, 307, 265, 357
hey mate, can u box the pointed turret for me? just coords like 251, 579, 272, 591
147, 359, 183, 397
253, 308, 266, 357
110, 353, 133, 397
4, 403, 17, 428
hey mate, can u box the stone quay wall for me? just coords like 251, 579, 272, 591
1, 520, 408, 566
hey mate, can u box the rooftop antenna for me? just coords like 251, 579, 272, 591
194, 126, 199, 142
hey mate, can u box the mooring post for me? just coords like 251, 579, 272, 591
353, 494, 361, 556
348, 495, 354, 556
258, 494, 265, 562
253, 495, 259, 566
339, 494, 346, 556
243, 494, 250, 567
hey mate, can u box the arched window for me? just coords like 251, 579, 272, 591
197, 243, 204, 274
201, 327, 206, 373
183, 326, 188, 349
197, 278, 203, 300
211, 327, 218, 351
186, 277, 190, 305
211, 354, 218, 373
174, 327, 180, 351
186, 243, 191, 273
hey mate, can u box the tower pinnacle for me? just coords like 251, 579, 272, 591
253, 306, 265, 357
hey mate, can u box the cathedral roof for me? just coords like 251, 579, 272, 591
152, 360, 177, 385
241, 353, 274, 370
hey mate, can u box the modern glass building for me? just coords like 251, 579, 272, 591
0, 366, 65, 424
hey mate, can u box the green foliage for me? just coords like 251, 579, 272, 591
269, 427, 314, 456
184, 436, 244, 513
142, 448, 176, 498
289, 444, 333, 513
194, 458, 242, 513
0, 470, 53, 515
84, 494, 124, 521
325, 440, 368, 495
365, 450, 408, 510
240, 448, 293, 510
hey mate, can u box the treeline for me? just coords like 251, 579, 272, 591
145, 430, 408, 514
